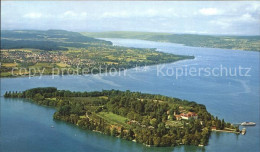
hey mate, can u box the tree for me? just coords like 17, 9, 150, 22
111, 127, 117, 137
221, 119, 225, 130
126, 129, 134, 140
150, 118, 159, 129
58, 105, 71, 116
34, 93, 44, 101
4, 91, 10, 97
216, 119, 221, 130
120, 127, 125, 138
153, 137, 161, 146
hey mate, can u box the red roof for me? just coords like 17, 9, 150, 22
180, 112, 197, 117
175, 115, 181, 118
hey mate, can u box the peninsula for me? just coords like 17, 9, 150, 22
4, 87, 240, 147
0, 30, 193, 77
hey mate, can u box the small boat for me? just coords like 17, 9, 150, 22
241, 122, 256, 126
241, 128, 246, 135
51, 125, 54, 128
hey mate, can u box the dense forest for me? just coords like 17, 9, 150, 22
5, 87, 239, 147
83, 31, 260, 51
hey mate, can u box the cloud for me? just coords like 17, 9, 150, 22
245, 3, 260, 13
64, 11, 77, 17
100, 9, 179, 19
184, 30, 210, 34
199, 8, 221, 16
210, 20, 231, 29
211, 13, 258, 28
209, 11, 260, 34
23, 11, 88, 20
239, 13, 257, 22
23, 12, 43, 19
61, 11, 87, 19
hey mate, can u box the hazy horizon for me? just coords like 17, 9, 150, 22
2, 1, 260, 36
2, 29, 260, 37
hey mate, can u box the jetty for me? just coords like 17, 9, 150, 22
241, 128, 246, 135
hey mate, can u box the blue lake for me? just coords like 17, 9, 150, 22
1, 39, 259, 152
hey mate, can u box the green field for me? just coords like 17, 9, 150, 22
97, 112, 129, 127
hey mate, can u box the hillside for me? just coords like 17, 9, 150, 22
83, 31, 260, 51
1, 30, 112, 51
0, 30, 193, 77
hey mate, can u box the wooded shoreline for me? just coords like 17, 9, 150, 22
4, 87, 240, 147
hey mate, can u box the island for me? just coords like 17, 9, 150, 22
0, 30, 193, 77
4, 87, 240, 147
83, 31, 260, 52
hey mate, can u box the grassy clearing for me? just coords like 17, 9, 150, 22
46, 98, 57, 101
3, 70, 29, 76
97, 112, 129, 127
2, 63, 18, 67
56, 63, 70, 68
98, 96, 108, 100
80, 115, 86, 119
0, 72, 12, 77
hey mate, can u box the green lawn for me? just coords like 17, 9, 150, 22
97, 112, 129, 127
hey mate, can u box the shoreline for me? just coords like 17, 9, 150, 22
93, 36, 260, 52
211, 129, 240, 134
4, 88, 220, 148
0, 57, 194, 79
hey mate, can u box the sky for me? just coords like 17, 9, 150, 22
2, 1, 260, 35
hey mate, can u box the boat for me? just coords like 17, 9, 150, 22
241, 122, 256, 126
51, 125, 54, 128
241, 128, 246, 135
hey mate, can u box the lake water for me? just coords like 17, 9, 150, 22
1, 39, 259, 152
